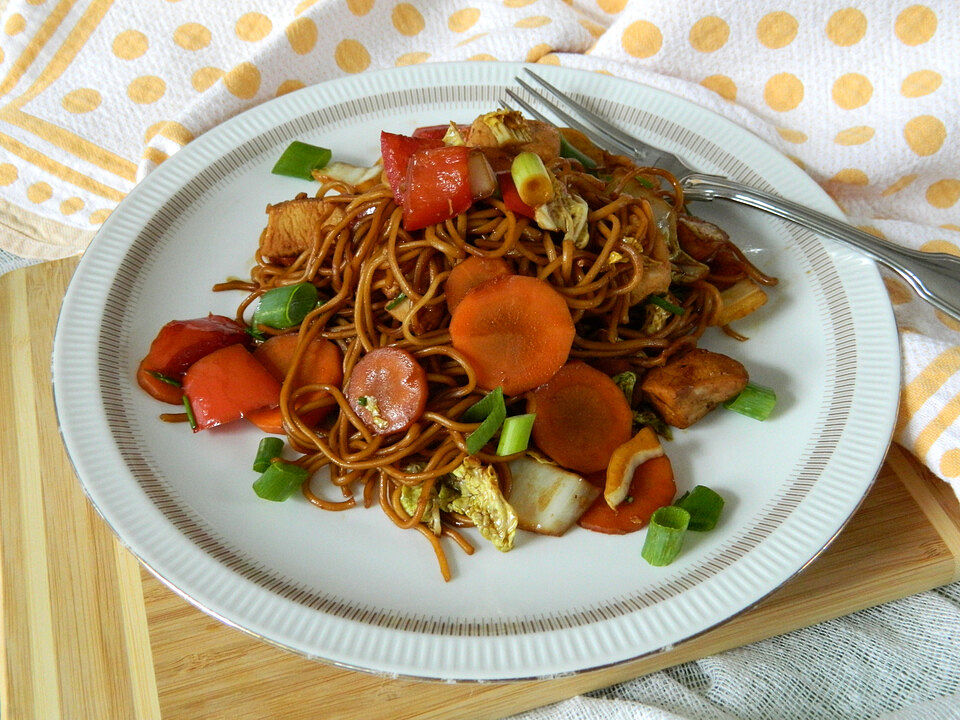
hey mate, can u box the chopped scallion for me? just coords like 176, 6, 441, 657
253, 437, 285, 473
559, 135, 597, 169
182, 395, 197, 430
641, 505, 690, 567
357, 396, 369, 407
253, 461, 309, 502
271, 141, 332, 181
462, 388, 506, 455
723, 382, 777, 421
244, 325, 267, 341
148, 370, 181, 388
252, 282, 318, 329
510, 151, 554, 207
461, 387, 504, 422
635, 175, 655, 189
496, 413, 536, 456
647, 294, 685, 316
676, 485, 724, 531
385, 293, 407, 311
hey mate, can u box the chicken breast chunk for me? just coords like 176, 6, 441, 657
258, 193, 345, 261
640, 348, 748, 428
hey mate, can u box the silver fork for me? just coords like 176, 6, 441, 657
507, 69, 960, 321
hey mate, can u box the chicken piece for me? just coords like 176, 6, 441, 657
466, 110, 561, 163
628, 255, 672, 305
677, 215, 729, 262
258, 193, 346, 262
640, 349, 748, 428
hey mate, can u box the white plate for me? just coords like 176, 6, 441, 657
53, 62, 900, 681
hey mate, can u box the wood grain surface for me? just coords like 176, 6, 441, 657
2, 257, 959, 720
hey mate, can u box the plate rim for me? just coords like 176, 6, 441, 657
52, 61, 901, 681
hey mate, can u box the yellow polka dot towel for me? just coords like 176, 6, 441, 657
0, 0, 957, 490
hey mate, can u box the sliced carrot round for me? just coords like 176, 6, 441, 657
578, 455, 676, 534
246, 334, 343, 433
526, 361, 632, 473
346, 347, 428, 435
449, 274, 574, 396
445, 256, 512, 314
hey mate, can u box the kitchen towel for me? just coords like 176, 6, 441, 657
0, 0, 956, 493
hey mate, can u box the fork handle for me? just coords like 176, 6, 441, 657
682, 173, 960, 321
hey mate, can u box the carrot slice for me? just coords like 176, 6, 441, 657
345, 347, 428, 435
578, 455, 676, 535
246, 334, 343, 434
449, 274, 574, 396
526, 361, 632, 473
445, 256, 513, 314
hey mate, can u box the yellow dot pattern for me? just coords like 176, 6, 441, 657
191, 67, 223, 92
223, 62, 260, 98
689, 16, 729, 53
127, 76, 166, 104
235, 13, 272, 42
895, 5, 937, 46
764, 73, 804, 112
27, 181, 51, 203
901, 70, 941, 97
826, 9, 867, 47
61, 88, 101, 114
286, 17, 317, 54
334, 39, 370, 73
448, 8, 481, 33
757, 12, 797, 49
622, 20, 662, 58
392, 4, 424, 36
112, 29, 148, 59
174, 23, 211, 51
0, 163, 18, 186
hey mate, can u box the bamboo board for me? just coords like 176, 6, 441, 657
2, 257, 959, 720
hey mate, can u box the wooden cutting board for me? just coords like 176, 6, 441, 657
2, 257, 959, 720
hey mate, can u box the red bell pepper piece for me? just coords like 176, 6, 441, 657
498, 172, 536, 219
412, 123, 470, 141
402, 146, 473, 231
380, 131, 442, 203
137, 314, 249, 404
182, 344, 282, 431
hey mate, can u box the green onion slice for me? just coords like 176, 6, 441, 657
271, 141, 332, 181
148, 370, 182, 387
559, 135, 598, 169
641, 505, 690, 567
676, 485, 724, 531
252, 282, 318, 329
253, 437, 285, 473
510, 151, 553, 207
647, 294, 685, 316
461, 387, 504, 422
462, 388, 506, 455
723, 382, 777, 421
496, 413, 536, 456
253, 461, 309, 502
182, 395, 197, 430
244, 325, 267, 341
634, 175, 655, 189
385, 293, 407, 311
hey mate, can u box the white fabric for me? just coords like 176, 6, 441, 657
512, 582, 960, 720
